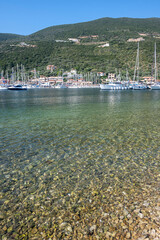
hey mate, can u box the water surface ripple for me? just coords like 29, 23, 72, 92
0, 89, 160, 239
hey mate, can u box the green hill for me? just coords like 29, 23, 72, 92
0, 17, 160, 77
1, 17, 160, 42
0, 33, 24, 42
28, 17, 160, 41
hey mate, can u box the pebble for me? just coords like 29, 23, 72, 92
134, 208, 141, 213
7, 226, 13, 233
66, 225, 72, 233
119, 203, 123, 208
106, 232, 112, 238
150, 229, 156, 237
143, 201, 149, 207
126, 232, 131, 238
123, 208, 129, 216
0, 213, 4, 219
2, 237, 7, 240
59, 222, 67, 229
89, 225, 97, 234
138, 213, 144, 218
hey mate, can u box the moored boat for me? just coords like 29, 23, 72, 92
150, 83, 160, 90
100, 81, 128, 90
0, 85, 8, 90
132, 83, 148, 90
8, 84, 27, 90
55, 84, 68, 89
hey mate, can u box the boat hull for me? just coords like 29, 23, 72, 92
100, 83, 128, 90
151, 84, 160, 90
8, 85, 27, 90
0, 87, 7, 90
133, 85, 147, 90
8, 87, 27, 90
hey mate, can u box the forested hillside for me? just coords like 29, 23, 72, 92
28, 17, 160, 41
0, 33, 24, 42
0, 17, 160, 77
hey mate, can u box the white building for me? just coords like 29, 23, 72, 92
68, 38, 79, 43
99, 43, 110, 48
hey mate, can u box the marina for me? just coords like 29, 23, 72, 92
1, 43, 160, 91
0, 89, 160, 239
0, 81, 159, 90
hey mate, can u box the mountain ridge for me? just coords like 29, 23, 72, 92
1, 17, 160, 42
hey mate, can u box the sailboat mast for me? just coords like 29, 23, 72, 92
126, 69, 129, 81
137, 42, 140, 82
155, 42, 157, 82
133, 42, 139, 82
6, 70, 9, 85
17, 64, 19, 83
12, 67, 14, 84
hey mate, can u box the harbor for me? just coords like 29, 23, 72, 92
2, 41, 160, 91
0, 71, 160, 91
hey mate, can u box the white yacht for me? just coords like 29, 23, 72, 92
68, 85, 79, 88
151, 84, 160, 90
132, 83, 148, 90
100, 81, 128, 90
55, 84, 68, 89
0, 85, 7, 90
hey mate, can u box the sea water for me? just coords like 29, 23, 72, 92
0, 89, 160, 239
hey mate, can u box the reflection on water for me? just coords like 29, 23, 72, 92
0, 89, 160, 239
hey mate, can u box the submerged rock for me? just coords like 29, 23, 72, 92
89, 225, 97, 234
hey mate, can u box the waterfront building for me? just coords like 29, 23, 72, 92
97, 72, 106, 77
108, 73, 116, 80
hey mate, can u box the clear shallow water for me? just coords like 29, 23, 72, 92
0, 89, 160, 239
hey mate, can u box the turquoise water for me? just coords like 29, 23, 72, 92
0, 89, 160, 239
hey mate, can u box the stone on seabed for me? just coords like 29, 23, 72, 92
126, 232, 131, 238
89, 225, 97, 234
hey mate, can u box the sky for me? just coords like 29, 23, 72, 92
0, 0, 160, 35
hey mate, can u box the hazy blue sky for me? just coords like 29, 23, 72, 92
0, 0, 160, 35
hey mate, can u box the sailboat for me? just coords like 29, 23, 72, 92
132, 42, 148, 90
8, 65, 27, 90
151, 42, 160, 90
